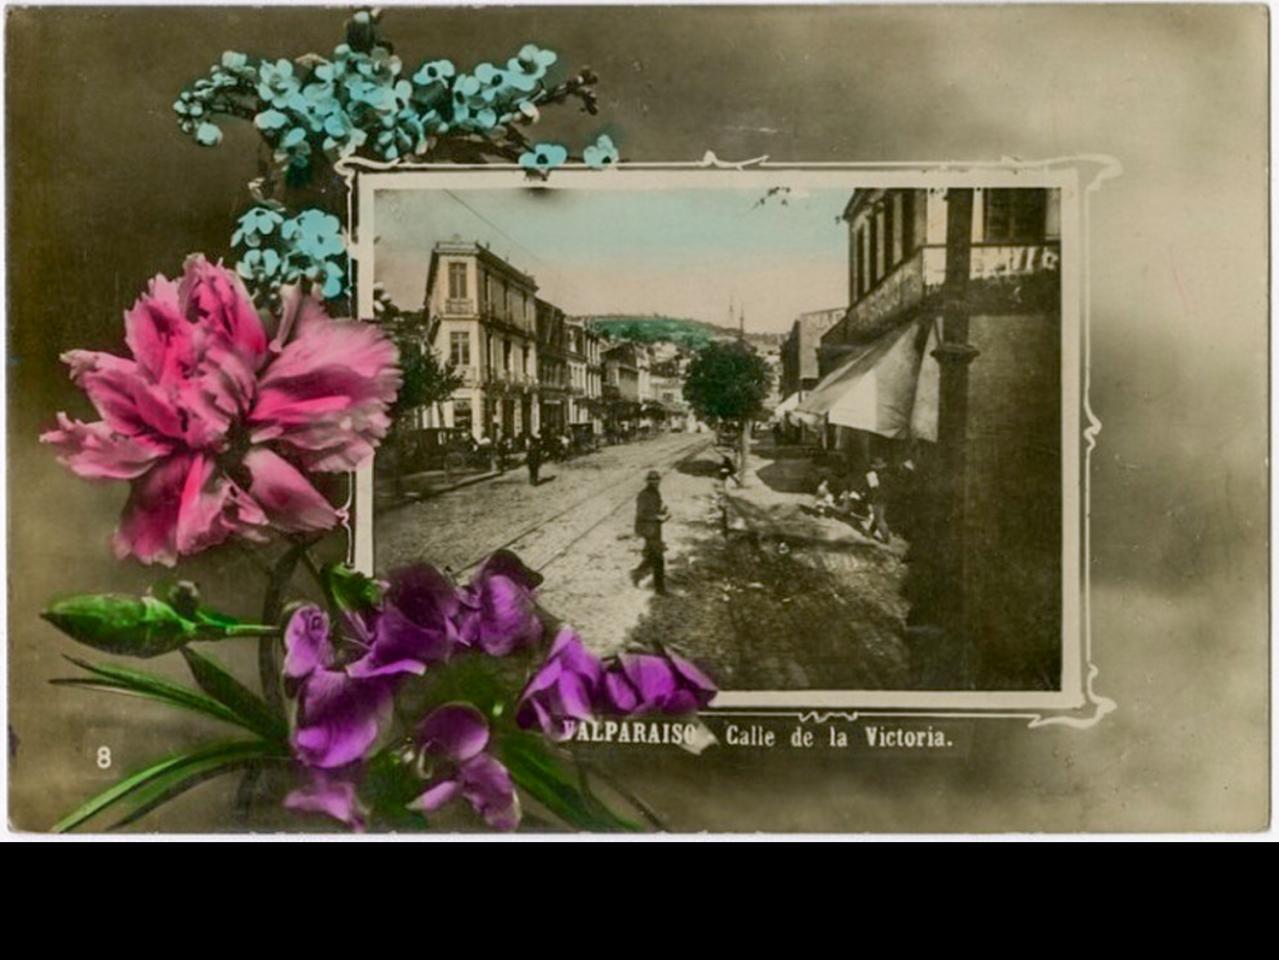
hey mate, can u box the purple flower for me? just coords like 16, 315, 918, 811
282, 603, 332, 679
283, 604, 394, 769
602, 650, 717, 716
457, 550, 543, 656
284, 768, 366, 831
516, 626, 603, 741
408, 703, 520, 831
347, 563, 460, 678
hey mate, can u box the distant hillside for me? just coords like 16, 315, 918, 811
588, 314, 782, 352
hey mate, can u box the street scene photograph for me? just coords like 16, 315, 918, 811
370, 180, 1065, 693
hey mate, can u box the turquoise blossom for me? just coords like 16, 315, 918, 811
519, 142, 569, 175
232, 207, 285, 248
583, 134, 619, 169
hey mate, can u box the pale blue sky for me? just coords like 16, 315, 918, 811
373, 186, 852, 333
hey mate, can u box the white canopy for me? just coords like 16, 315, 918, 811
797, 319, 940, 441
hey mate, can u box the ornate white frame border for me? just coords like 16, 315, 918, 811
337, 154, 1120, 729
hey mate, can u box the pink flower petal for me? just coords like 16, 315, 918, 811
178, 254, 268, 370
40, 414, 170, 480
174, 452, 268, 557
241, 447, 340, 533
250, 307, 400, 472
111, 452, 193, 565
123, 273, 197, 386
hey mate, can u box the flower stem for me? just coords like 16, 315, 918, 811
258, 540, 313, 714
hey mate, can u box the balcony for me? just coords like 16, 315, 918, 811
842, 241, 1061, 343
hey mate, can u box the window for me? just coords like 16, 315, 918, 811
449, 331, 470, 367
890, 192, 903, 265
504, 338, 512, 371
901, 190, 915, 255
858, 225, 870, 296
870, 214, 880, 283
448, 263, 468, 299
984, 189, 1047, 242
522, 347, 529, 376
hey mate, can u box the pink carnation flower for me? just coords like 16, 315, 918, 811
41, 255, 400, 565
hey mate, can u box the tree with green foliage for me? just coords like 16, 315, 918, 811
682, 341, 769, 482
374, 290, 464, 496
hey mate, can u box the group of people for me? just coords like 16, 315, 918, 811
813, 456, 915, 544
448, 428, 596, 481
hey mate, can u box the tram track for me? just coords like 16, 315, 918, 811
452, 435, 713, 576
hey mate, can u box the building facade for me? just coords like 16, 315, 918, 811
780, 308, 844, 398
566, 319, 604, 434
806, 186, 1063, 690
423, 240, 540, 441
536, 298, 569, 436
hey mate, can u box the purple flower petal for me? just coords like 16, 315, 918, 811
620, 654, 678, 709
283, 604, 332, 679
284, 770, 365, 830
474, 549, 543, 590
417, 703, 490, 763
549, 626, 603, 687
346, 604, 451, 679
463, 573, 543, 656
667, 651, 717, 708
407, 778, 461, 813
386, 563, 461, 627
602, 668, 640, 714
292, 669, 392, 769
458, 753, 520, 831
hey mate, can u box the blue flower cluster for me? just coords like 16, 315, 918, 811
231, 205, 347, 301
174, 8, 603, 179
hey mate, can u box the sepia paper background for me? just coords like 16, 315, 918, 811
5, 4, 1269, 831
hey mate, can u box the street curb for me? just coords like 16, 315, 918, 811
376, 469, 503, 514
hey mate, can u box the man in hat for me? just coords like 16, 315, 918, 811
631, 469, 671, 594
526, 433, 543, 486
861, 456, 891, 543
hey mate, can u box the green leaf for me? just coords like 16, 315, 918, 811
43, 594, 197, 657
321, 563, 383, 613
180, 647, 288, 744
52, 740, 284, 833
51, 656, 250, 733
497, 732, 642, 832
359, 747, 430, 830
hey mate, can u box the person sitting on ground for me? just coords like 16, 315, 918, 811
814, 476, 837, 515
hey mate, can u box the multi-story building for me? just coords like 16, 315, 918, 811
422, 240, 540, 441
566, 319, 604, 435
800, 186, 1063, 690
780, 308, 843, 399
535, 298, 569, 436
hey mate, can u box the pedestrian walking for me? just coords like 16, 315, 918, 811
526, 434, 543, 486
630, 469, 670, 595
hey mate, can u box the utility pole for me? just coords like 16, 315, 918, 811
932, 187, 978, 686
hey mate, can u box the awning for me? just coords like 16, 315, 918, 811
797, 319, 940, 441
774, 392, 801, 416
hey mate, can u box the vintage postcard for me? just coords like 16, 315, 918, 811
4, 4, 1269, 836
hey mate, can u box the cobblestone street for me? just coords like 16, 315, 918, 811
376, 431, 913, 687
375, 431, 717, 655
